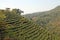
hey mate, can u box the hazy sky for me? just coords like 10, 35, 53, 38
0, 0, 60, 14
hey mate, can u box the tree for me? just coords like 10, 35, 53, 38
12, 9, 24, 15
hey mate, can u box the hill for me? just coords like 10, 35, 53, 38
23, 6, 60, 27
0, 8, 56, 40
23, 6, 60, 40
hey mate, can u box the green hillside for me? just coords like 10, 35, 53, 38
0, 8, 56, 40
24, 6, 60, 40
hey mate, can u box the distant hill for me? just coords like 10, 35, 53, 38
23, 6, 60, 27
0, 8, 57, 40
24, 6, 60, 40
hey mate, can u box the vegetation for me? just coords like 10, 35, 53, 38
24, 6, 60, 40
0, 8, 53, 40
0, 6, 60, 40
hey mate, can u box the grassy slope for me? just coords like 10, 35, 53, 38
0, 9, 54, 40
